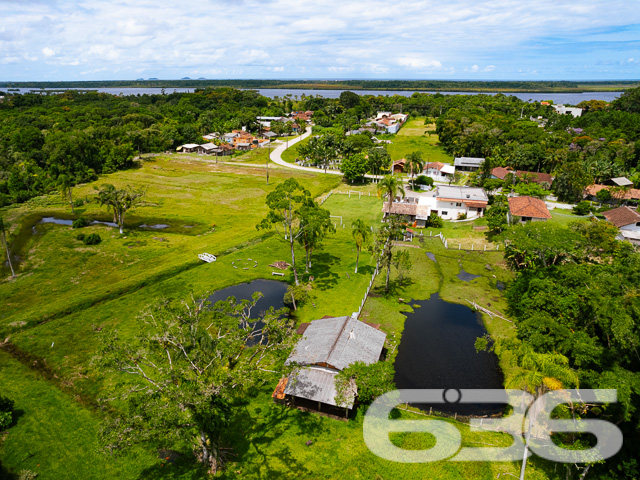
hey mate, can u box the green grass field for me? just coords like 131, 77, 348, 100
386, 118, 453, 164
0, 153, 560, 479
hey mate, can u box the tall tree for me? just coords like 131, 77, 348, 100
96, 184, 145, 234
257, 178, 313, 285
377, 175, 405, 220
297, 200, 335, 272
370, 215, 404, 293
351, 218, 371, 274
506, 343, 578, 480
57, 174, 75, 214
0, 217, 15, 277
405, 151, 424, 190
96, 292, 296, 475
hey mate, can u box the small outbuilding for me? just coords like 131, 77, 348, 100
273, 315, 386, 417
508, 196, 551, 223
454, 157, 484, 172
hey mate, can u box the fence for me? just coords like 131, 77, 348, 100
317, 189, 374, 206
425, 230, 500, 252
355, 259, 382, 318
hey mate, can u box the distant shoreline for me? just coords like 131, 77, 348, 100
1, 79, 638, 94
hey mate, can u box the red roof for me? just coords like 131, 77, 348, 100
584, 184, 640, 201
603, 206, 640, 228
508, 196, 551, 219
424, 162, 445, 171
491, 167, 512, 180
516, 171, 554, 186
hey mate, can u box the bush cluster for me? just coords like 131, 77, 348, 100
75, 233, 102, 245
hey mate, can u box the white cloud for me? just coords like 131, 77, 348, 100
397, 57, 443, 69
0, 0, 639, 80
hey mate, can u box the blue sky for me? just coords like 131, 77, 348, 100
0, 0, 639, 81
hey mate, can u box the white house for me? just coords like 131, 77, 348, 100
383, 185, 488, 226
177, 144, 199, 153
423, 162, 456, 182
603, 206, 640, 243
553, 104, 583, 117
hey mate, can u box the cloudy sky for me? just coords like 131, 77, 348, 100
1, 0, 639, 81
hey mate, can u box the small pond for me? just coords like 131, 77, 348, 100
140, 224, 170, 229
207, 279, 288, 319
394, 293, 504, 416
456, 266, 481, 282
39, 217, 118, 227
425, 252, 437, 263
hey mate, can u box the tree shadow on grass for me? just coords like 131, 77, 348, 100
308, 252, 341, 291
225, 398, 327, 479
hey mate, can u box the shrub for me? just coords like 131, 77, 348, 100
415, 175, 434, 186
83, 233, 102, 245
75, 233, 86, 241
573, 201, 592, 216
0, 394, 14, 430
73, 198, 85, 207
457, 212, 468, 220
72, 217, 91, 229
426, 212, 443, 228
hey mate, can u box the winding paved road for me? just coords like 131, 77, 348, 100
269, 127, 385, 180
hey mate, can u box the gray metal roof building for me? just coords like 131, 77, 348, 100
277, 316, 386, 411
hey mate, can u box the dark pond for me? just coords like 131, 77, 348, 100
206, 279, 288, 319
456, 266, 481, 282
425, 252, 437, 263
394, 293, 504, 416
496, 281, 506, 292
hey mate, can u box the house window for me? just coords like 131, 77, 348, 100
636, 222, 640, 227
456, 202, 462, 207
442, 211, 448, 216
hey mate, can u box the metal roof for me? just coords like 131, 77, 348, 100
436, 185, 488, 202
283, 366, 355, 408
454, 157, 485, 167
285, 316, 386, 370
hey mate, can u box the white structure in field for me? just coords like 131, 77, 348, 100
382, 185, 488, 227
198, 253, 217, 263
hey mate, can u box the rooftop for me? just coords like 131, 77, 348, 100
508, 196, 551, 219
285, 316, 386, 371
436, 185, 488, 203
603, 206, 640, 228
454, 157, 485, 167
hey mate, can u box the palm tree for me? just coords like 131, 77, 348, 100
351, 219, 371, 273
377, 175, 405, 220
57, 174, 74, 214
507, 343, 579, 480
1, 217, 15, 277
406, 151, 424, 190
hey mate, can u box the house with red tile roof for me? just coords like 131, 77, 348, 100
507, 196, 551, 223
603, 206, 640, 243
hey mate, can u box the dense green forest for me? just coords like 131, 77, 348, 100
3, 86, 640, 207
2, 79, 639, 92
434, 88, 640, 201
500, 221, 640, 479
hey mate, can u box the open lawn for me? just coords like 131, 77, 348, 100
385, 118, 453, 165
0, 168, 559, 479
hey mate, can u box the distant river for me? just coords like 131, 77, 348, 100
5, 87, 621, 104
